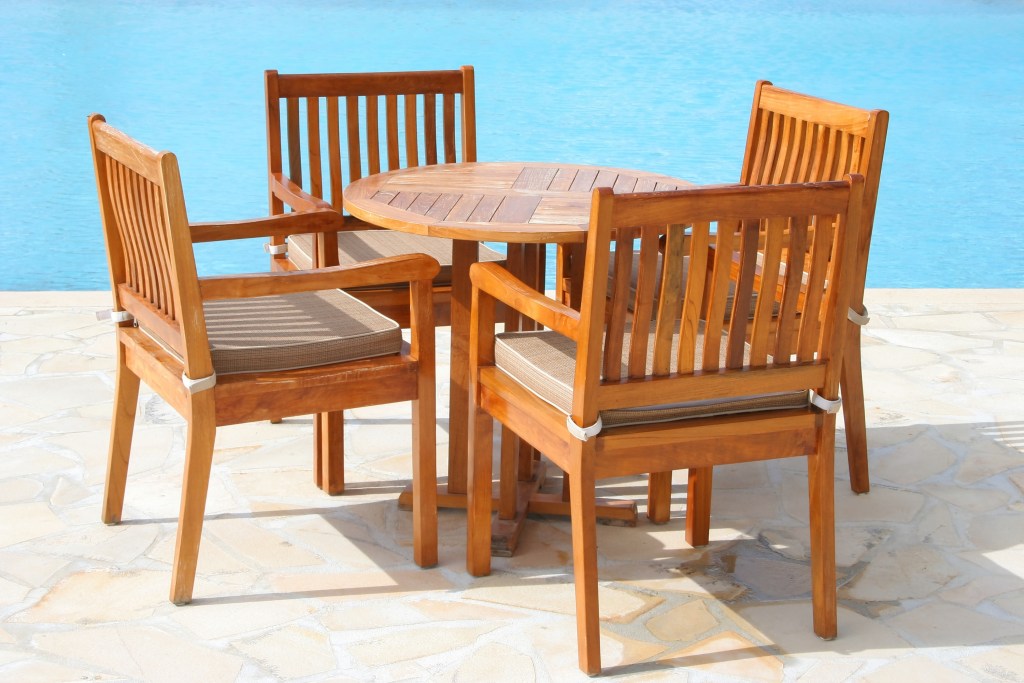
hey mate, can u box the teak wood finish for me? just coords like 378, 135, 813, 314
265, 66, 478, 327
467, 177, 865, 674
645, 81, 888, 522
89, 115, 439, 604
344, 161, 687, 502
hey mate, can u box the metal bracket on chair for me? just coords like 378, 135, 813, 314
264, 242, 288, 256
566, 415, 602, 441
848, 305, 870, 326
96, 309, 135, 324
182, 372, 217, 394
809, 391, 842, 414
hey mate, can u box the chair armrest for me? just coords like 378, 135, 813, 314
198, 253, 441, 301
471, 262, 580, 340
270, 173, 334, 212
190, 209, 343, 243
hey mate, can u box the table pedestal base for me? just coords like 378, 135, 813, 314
397, 461, 639, 557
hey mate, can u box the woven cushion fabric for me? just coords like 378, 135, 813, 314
494, 327, 807, 429
201, 289, 402, 375
289, 232, 505, 286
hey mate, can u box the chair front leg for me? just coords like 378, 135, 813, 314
467, 401, 494, 577
102, 343, 140, 525
567, 444, 602, 675
808, 418, 838, 640
170, 391, 217, 605
647, 471, 673, 525
411, 391, 438, 568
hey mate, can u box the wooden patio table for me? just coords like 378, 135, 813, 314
344, 161, 689, 552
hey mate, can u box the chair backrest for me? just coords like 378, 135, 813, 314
573, 177, 864, 426
265, 66, 477, 215
740, 81, 888, 303
87, 114, 213, 379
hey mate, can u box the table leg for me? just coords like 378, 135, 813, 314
445, 239, 479, 496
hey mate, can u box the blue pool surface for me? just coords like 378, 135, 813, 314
1, 0, 1022, 290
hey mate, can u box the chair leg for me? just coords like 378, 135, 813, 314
411, 395, 438, 568
647, 471, 673, 524
499, 426, 518, 520
808, 418, 838, 640
467, 401, 494, 577
102, 346, 140, 525
314, 411, 345, 495
842, 328, 870, 493
169, 392, 217, 605
684, 466, 713, 547
567, 448, 602, 676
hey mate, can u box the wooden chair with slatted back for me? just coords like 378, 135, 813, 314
89, 114, 439, 604
264, 66, 505, 327
467, 176, 864, 675
643, 82, 887, 522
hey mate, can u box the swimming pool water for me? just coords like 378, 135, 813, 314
1, 0, 1021, 290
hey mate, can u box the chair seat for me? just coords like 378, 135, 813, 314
494, 328, 807, 429
289, 231, 505, 286
199, 289, 402, 374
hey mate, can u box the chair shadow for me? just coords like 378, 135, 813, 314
467, 419, 1024, 672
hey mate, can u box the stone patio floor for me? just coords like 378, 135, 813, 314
0, 289, 1022, 682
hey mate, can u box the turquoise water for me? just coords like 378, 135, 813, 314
1, 0, 1022, 290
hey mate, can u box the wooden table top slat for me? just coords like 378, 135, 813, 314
343, 162, 688, 243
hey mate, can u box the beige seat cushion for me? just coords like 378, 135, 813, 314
289, 232, 505, 286
494, 327, 807, 429
201, 289, 402, 375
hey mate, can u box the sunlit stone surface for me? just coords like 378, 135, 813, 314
0, 290, 1021, 680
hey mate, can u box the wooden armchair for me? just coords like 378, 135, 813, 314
643, 82, 887, 520
264, 66, 504, 327
88, 114, 439, 604
467, 177, 865, 675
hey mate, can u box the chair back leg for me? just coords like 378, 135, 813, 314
314, 411, 345, 495
102, 345, 140, 525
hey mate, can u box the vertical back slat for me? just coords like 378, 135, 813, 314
306, 97, 323, 199
797, 214, 834, 359
628, 231, 661, 378
424, 93, 438, 165
702, 220, 735, 370
443, 93, 456, 163
651, 225, 686, 375
748, 216, 786, 365
773, 217, 808, 362
344, 96, 361, 184
385, 94, 400, 170
404, 94, 419, 167
366, 96, 381, 176
285, 98, 302, 187
726, 219, 760, 368
327, 97, 343, 209
603, 228, 635, 381
677, 221, 710, 374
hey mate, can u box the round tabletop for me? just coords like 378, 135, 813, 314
342, 161, 690, 244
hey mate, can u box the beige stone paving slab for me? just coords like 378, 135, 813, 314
659, 631, 784, 682
860, 656, 983, 683
169, 598, 317, 640
344, 622, 501, 667
886, 602, 1023, 647
32, 624, 244, 682
9, 570, 167, 625
645, 599, 718, 642
735, 602, 910, 659
0, 502, 66, 549
234, 622, 337, 679
842, 544, 959, 602
957, 643, 1024, 682
0, 477, 44, 504
442, 641, 537, 683
0, 658, 116, 682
